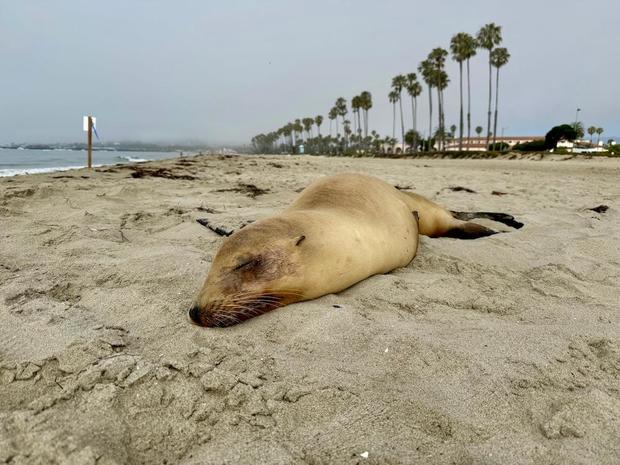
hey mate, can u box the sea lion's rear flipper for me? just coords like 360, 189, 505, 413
444, 222, 498, 240
450, 211, 524, 230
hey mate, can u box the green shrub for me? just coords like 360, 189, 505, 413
488, 142, 509, 151
514, 139, 547, 152
608, 144, 620, 155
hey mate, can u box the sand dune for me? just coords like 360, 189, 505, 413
1, 154, 619, 464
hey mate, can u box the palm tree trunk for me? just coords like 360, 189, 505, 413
357, 111, 362, 136
414, 97, 418, 153
364, 109, 369, 138
492, 66, 500, 151
467, 58, 472, 152
459, 61, 463, 152
441, 90, 446, 151
436, 87, 442, 150
399, 96, 405, 151
392, 102, 396, 140
486, 52, 492, 151
427, 85, 433, 152
329, 120, 332, 137
410, 96, 415, 153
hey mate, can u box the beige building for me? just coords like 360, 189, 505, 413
444, 136, 544, 151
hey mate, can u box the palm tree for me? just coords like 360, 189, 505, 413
587, 126, 596, 145
596, 127, 604, 145
418, 59, 434, 151
294, 119, 303, 143
392, 75, 407, 150
355, 99, 363, 136
450, 124, 457, 138
351, 95, 362, 136
405, 74, 422, 153
282, 124, 288, 148
335, 97, 347, 140
450, 33, 475, 151
573, 121, 585, 139
490, 47, 510, 150
429, 48, 449, 150
315, 115, 323, 136
343, 120, 352, 148
302, 117, 314, 139
388, 90, 399, 140
360, 91, 372, 138
475, 126, 483, 139
462, 34, 478, 150
286, 122, 295, 146
328, 108, 337, 137
434, 68, 449, 150
477, 23, 503, 150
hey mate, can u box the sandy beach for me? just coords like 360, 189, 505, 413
0, 154, 619, 465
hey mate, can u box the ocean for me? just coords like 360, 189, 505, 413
0, 148, 182, 177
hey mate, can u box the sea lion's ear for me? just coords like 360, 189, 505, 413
295, 235, 306, 246
412, 211, 420, 223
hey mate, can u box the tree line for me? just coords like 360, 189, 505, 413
252, 23, 511, 155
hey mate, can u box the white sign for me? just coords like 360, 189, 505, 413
83, 116, 96, 131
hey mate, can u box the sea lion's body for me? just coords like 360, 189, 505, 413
189, 173, 520, 327
281, 174, 421, 298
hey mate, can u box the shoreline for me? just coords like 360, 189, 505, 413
2, 150, 619, 179
0, 149, 186, 178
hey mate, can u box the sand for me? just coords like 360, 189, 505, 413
0, 154, 619, 465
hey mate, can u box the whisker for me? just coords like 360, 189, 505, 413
204, 288, 305, 327
216, 313, 239, 326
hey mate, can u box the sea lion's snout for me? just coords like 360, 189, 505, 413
188, 304, 204, 326
189, 293, 290, 328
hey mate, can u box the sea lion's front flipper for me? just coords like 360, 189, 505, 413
450, 211, 524, 230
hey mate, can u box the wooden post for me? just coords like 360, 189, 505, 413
87, 116, 93, 169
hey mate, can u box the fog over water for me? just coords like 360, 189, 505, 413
1, 0, 618, 145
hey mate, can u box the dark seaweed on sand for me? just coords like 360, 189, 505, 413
215, 183, 269, 198
129, 166, 195, 180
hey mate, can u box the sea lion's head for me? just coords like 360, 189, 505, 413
189, 218, 307, 327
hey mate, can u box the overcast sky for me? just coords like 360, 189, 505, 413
1, 0, 618, 145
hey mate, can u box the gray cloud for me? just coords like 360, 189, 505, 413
1, 0, 618, 145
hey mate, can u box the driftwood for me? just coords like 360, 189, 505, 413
196, 218, 256, 237
196, 218, 233, 237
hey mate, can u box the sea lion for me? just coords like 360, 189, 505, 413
189, 173, 522, 327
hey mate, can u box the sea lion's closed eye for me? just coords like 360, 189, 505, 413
234, 257, 261, 271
